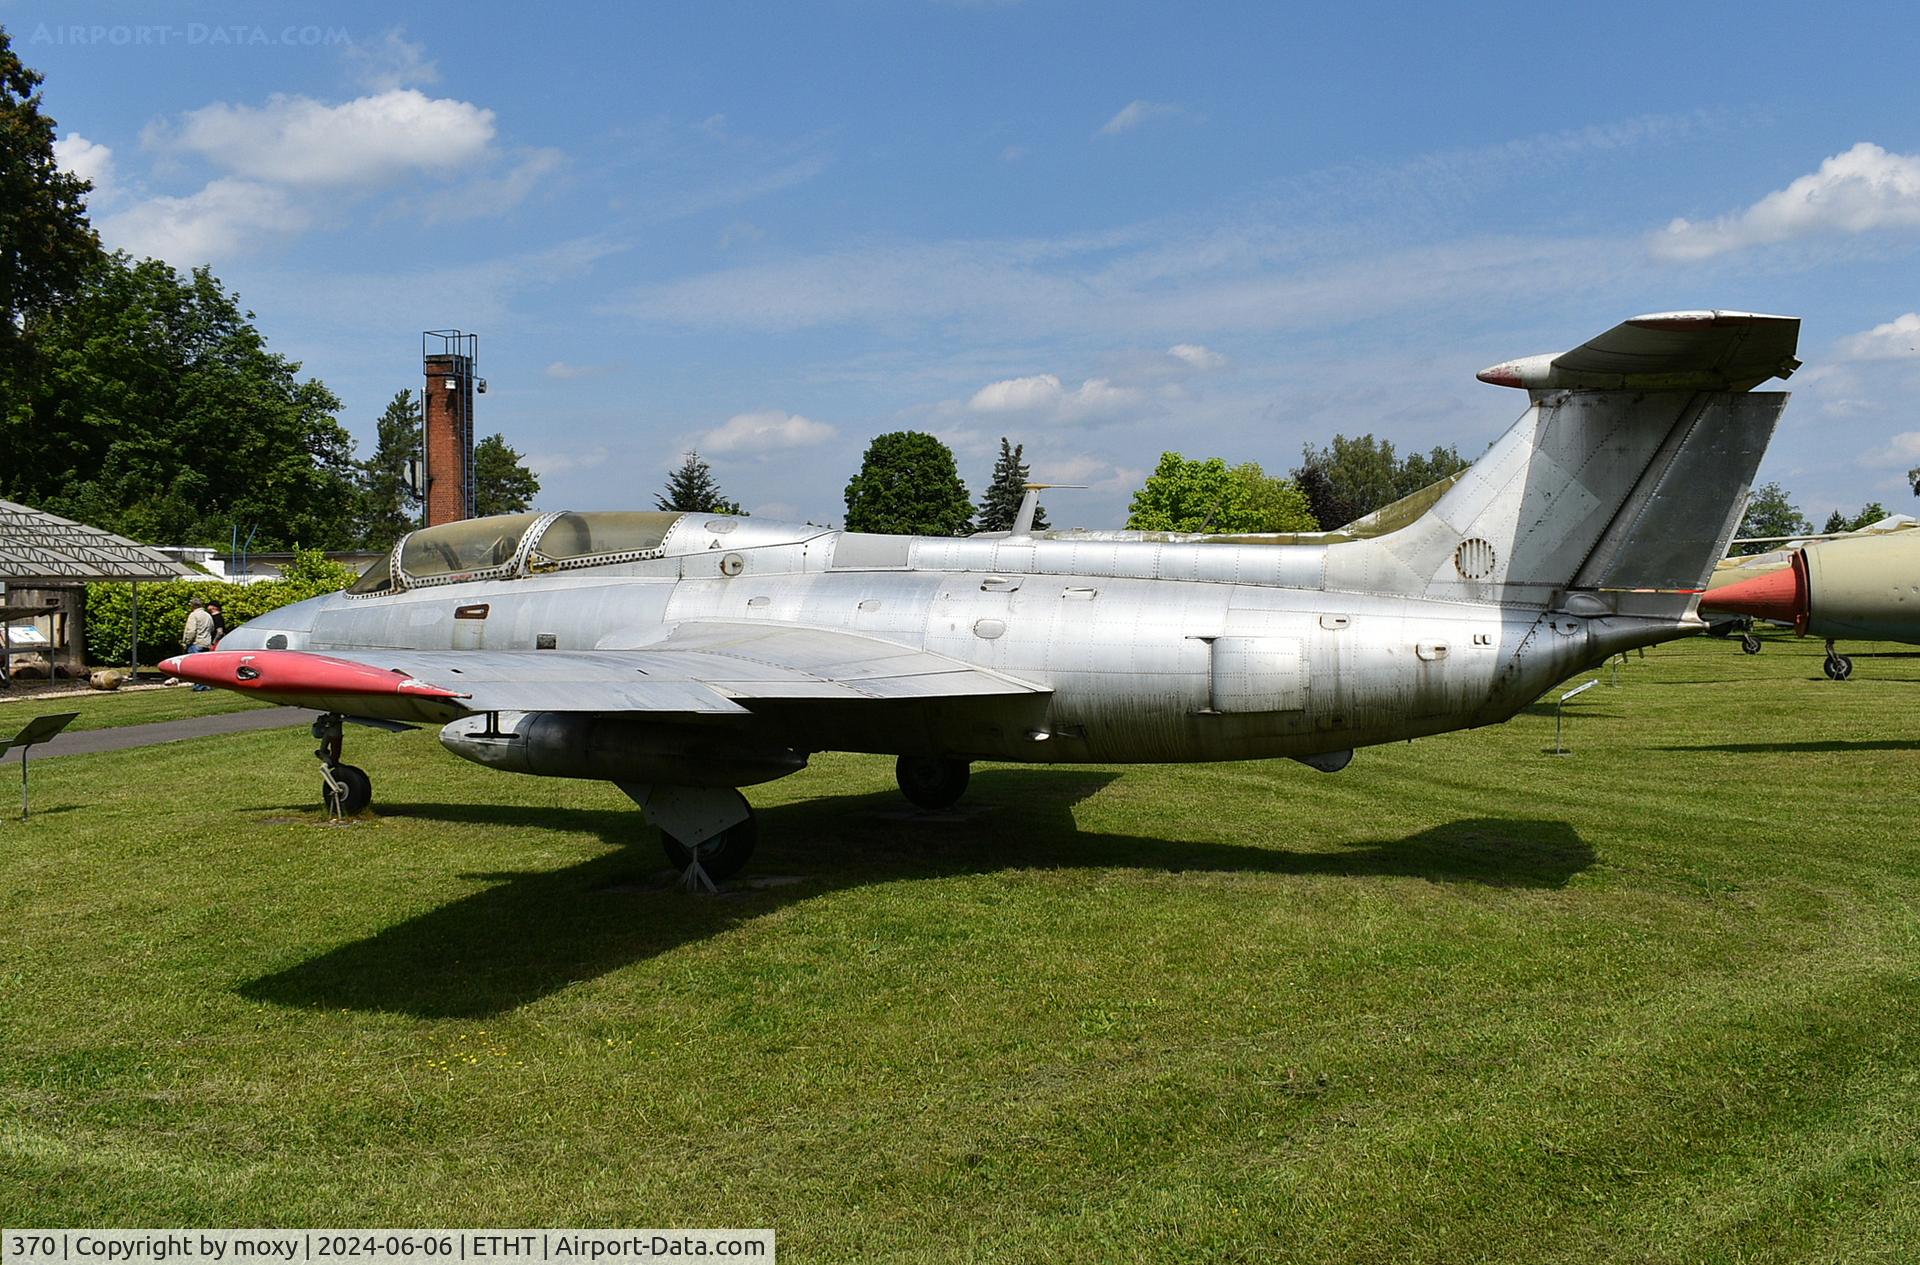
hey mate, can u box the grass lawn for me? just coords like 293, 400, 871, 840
1, 631, 1916, 1261
0, 682, 269, 733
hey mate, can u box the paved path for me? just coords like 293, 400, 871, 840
0, 707, 320, 764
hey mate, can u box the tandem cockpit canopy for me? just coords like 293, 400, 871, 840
351, 510, 687, 596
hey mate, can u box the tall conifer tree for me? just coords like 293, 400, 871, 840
976, 437, 1047, 532
656, 451, 744, 514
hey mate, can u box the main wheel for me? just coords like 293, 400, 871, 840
322, 763, 372, 815
1824, 654, 1854, 681
1741, 633, 1761, 655
661, 816, 759, 883
896, 756, 971, 810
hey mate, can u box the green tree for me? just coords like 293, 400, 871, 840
1291, 434, 1468, 529
357, 390, 422, 546
1232, 462, 1318, 532
976, 437, 1046, 533
844, 431, 973, 535
0, 25, 100, 374
1, 252, 359, 548
1127, 453, 1239, 532
1734, 481, 1810, 555
473, 432, 540, 516
1822, 502, 1889, 534
1127, 453, 1317, 533
656, 450, 744, 514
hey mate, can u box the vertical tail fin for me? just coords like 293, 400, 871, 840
1324, 312, 1799, 618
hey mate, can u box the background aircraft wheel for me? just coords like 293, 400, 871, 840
896, 756, 971, 809
661, 816, 758, 882
1824, 654, 1854, 682
1741, 633, 1761, 654
322, 764, 372, 815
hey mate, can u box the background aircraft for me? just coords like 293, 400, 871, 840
165, 311, 1801, 887
1699, 520, 1920, 679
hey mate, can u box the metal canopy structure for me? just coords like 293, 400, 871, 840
1, 500, 195, 685
0, 500, 195, 583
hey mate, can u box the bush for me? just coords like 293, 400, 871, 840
86, 548, 357, 666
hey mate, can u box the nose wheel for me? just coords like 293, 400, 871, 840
313, 713, 373, 816
1823, 642, 1854, 681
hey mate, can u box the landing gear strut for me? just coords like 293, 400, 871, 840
895, 756, 971, 810
1823, 640, 1854, 681
313, 712, 372, 816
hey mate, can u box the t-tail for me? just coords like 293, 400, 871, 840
1326, 310, 1800, 632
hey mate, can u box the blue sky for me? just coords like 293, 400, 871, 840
15, 0, 1920, 528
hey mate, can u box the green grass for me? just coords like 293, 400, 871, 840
2, 631, 1917, 1261
0, 683, 269, 733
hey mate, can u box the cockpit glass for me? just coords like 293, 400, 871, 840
347, 551, 394, 595
399, 513, 541, 579
533, 511, 681, 561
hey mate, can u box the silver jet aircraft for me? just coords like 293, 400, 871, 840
166, 311, 1802, 887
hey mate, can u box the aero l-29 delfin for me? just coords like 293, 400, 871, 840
166, 311, 1802, 886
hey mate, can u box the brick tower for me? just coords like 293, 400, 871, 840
422, 331, 479, 526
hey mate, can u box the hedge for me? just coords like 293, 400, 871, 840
86, 549, 358, 667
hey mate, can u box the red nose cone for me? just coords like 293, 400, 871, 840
1699, 555, 1809, 628
158, 649, 468, 699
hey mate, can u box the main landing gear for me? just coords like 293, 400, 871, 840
313, 712, 372, 816
895, 756, 971, 810
1823, 640, 1854, 681
619, 783, 759, 892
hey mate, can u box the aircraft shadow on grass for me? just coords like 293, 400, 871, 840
238, 770, 1593, 1020
1656, 738, 1918, 754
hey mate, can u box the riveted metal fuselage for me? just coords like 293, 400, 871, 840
228, 512, 1675, 765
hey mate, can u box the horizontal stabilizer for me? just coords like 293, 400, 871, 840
1477, 310, 1800, 393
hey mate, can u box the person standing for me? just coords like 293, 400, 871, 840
181, 597, 215, 691
205, 601, 228, 647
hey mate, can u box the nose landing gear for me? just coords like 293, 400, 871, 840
313, 713, 372, 816
1822, 641, 1854, 681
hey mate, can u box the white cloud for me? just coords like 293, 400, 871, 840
697, 410, 837, 453
98, 179, 306, 266
1099, 100, 1193, 136
525, 446, 611, 479
1654, 142, 1920, 259
1168, 343, 1227, 371
149, 89, 496, 188
622, 231, 1620, 340
417, 147, 565, 223
1001, 145, 1029, 163
1834, 313, 1920, 361
53, 134, 115, 200
544, 360, 620, 380
968, 373, 1141, 422
718, 220, 765, 249
344, 29, 439, 92
970, 373, 1065, 412
1860, 431, 1920, 467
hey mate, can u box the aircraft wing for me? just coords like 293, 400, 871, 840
160, 622, 1049, 723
